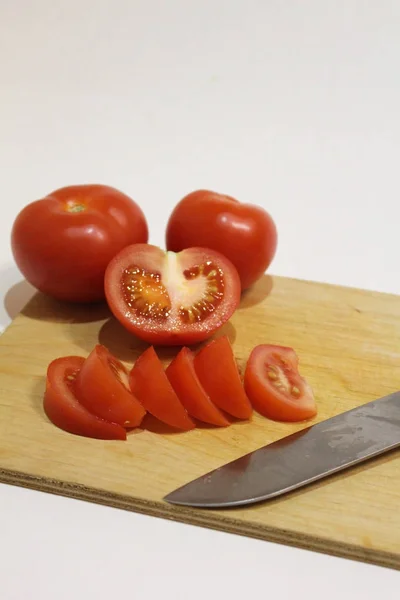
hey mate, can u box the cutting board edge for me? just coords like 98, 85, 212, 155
1, 467, 398, 572
269, 273, 397, 297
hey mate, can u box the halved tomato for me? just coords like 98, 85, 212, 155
194, 336, 252, 420
129, 346, 195, 431
244, 345, 317, 422
43, 356, 126, 440
166, 347, 230, 427
75, 345, 146, 428
104, 243, 240, 346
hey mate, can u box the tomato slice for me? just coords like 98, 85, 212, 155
104, 243, 241, 345
129, 346, 195, 431
43, 356, 126, 440
75, 345, 146, 428
194, 336, 252, 420
166, 347, 230, 427
244, 344, 317, 422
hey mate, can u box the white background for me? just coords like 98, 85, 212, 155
1, 1, 400, 597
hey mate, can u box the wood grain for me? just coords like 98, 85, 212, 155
1, 275, 400, 570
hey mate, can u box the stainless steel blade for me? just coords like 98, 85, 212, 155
164, 391, 400, 508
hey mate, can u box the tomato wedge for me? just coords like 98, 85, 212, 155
129, 346, 195, 431
75, 345, 146, 428
104, 243, 240, 346
244, 345, 317, 422
194, 336, 252, 420
166, 347, 230, 427
43, 356, 126, 440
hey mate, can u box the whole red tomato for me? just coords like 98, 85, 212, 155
11, 184, 148, 303
166, 190, 277, 290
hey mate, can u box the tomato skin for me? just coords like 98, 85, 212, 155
194, 336, 252, 420
74, 345, 146, 428
166, 190, 277, 290
104, 243, 241, 346
11, 184, 148, 303
166, 347, 230, 427
129, 346, 195, 431
244, 345, 317, 422
44, 356, 126, 440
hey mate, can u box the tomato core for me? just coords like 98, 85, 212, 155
121, 254, 225, 327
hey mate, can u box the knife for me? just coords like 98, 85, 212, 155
164, 391, 400, 508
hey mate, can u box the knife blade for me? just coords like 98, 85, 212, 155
164, 391, 400, 508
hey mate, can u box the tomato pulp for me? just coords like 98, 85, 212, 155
244, 345, 317, 422
11, 184, 148, 303
166, 190, 277, 289
105, 243, 241, 345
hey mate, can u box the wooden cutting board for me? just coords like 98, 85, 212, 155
1, 275, 400, 570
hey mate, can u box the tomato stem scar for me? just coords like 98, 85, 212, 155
65, 201, 86, 213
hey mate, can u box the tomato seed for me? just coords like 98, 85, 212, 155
179, 261, 224, 324
184, 266, 201, 280
123, 266, 171, 320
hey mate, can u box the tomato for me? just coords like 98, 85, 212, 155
166, 190, 277, 290
105, 243, 240, 346
11, 184, 148, 303
166, 347, 230, 427
43, 356, 126, 440
129, 346, 195, 431
194, 336, 252, 420
75, 345, 146, 428
244, 345, 317, 422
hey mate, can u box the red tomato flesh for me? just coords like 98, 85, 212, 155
166, 347, 230, 427
75, 345, 146, 428
129, 346, 195, 431
244, 345, 317, 422
166, 190, 277, 290
105, 243, 241, 346
43, 356, 126, 440
194, 336, 252, 420
11, 184, 148, 303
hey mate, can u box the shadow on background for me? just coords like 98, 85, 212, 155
0, 265, 36, 329
4, 279, 36, 321
30, 376, 47, 419
239, 274, 273, 310
20, 292, 110, 324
